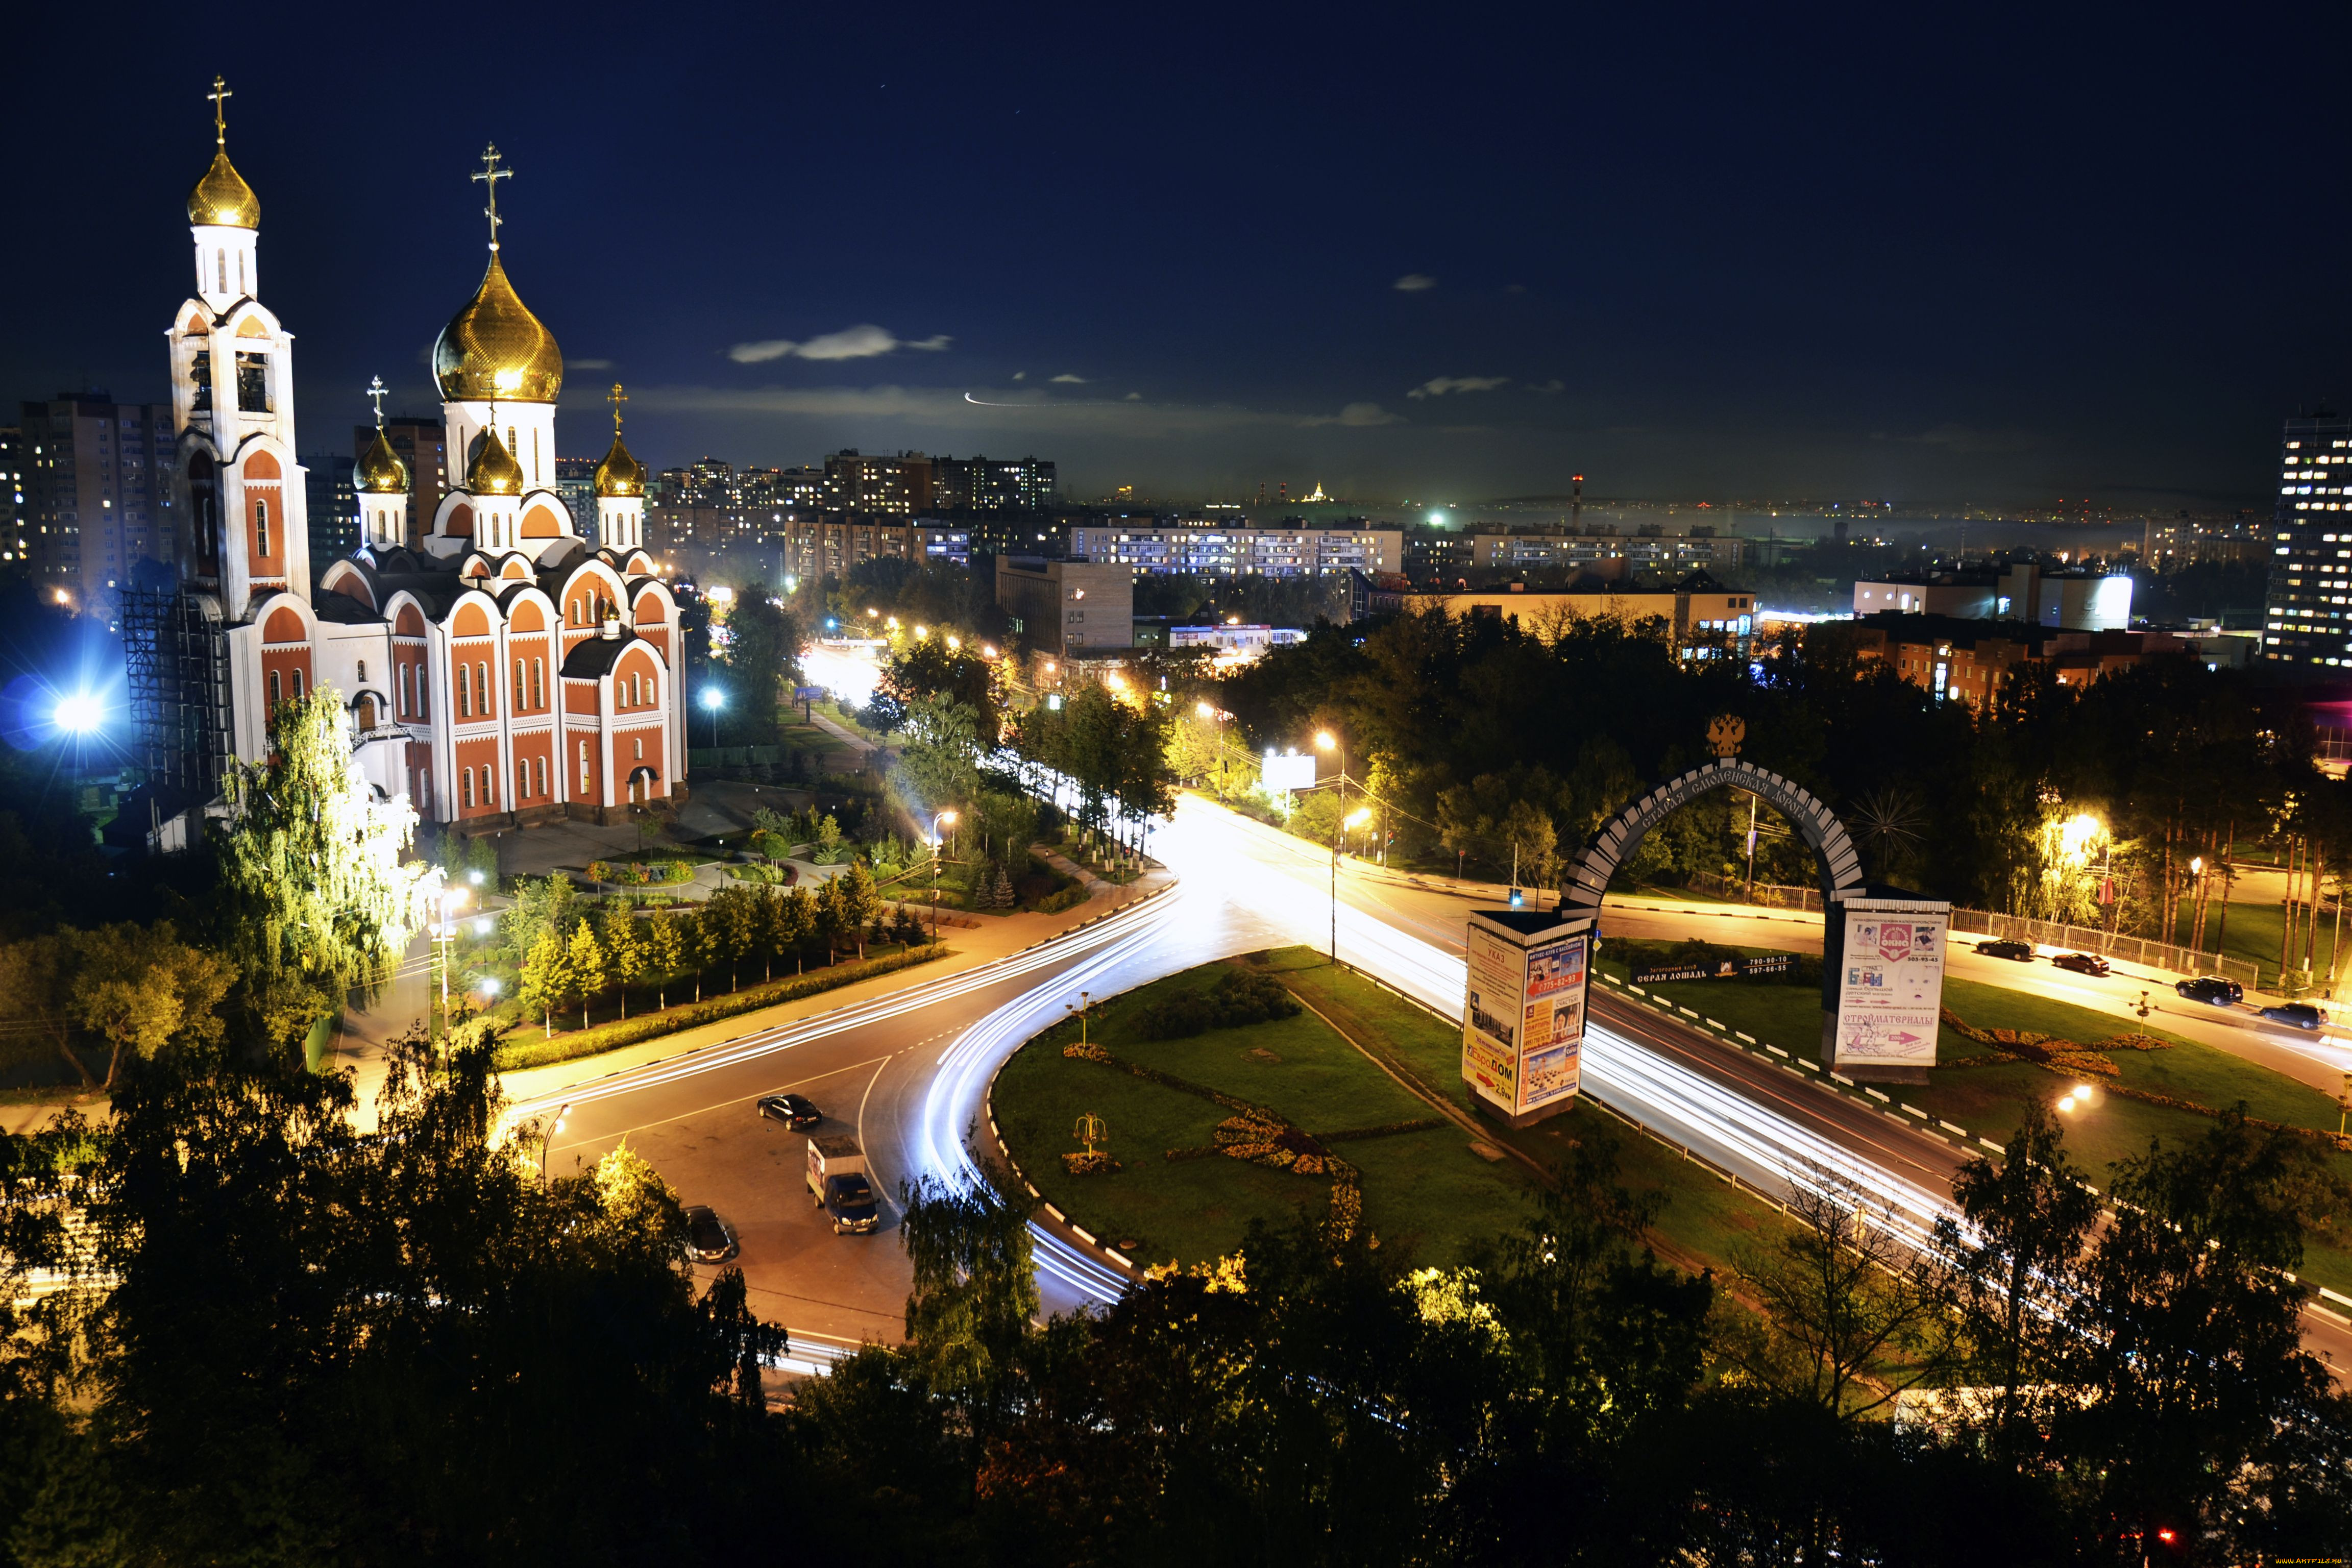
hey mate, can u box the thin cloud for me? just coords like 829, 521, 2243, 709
1526, 378, 1565, 395
1408, 376, 1509, 400
1393, 273, 1437, 292
571, 358, 615, 370
1303, 401, 1404, 427
725, 324, 946, 363
1051, 373, 1089, 383
1125, 392, 1142, 401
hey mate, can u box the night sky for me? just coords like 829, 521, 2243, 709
10, 5, 2349, 511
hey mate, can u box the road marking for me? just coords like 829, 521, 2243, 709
1980, 1137, 2005, 1153
547, 1052, 894, 1152
1766, 1045, 1788, 1058
1864, 1087, 1891, 1102
1939, 1120, 1967, 1136
1900, 1104, 1928, 1118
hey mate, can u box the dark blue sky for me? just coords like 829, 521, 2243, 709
10, 4, 2348, 510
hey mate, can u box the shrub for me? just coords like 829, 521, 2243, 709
1033, 885, 1090, 916
1137, 968, 1302, 1040
1060, 1152, 1122, 1176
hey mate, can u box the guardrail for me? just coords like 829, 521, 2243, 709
1681, 872, 2263, 991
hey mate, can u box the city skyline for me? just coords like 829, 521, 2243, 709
11, 11, 2352, 512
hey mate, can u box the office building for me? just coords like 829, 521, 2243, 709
2264, 414, 2352, 666
1471, 526, 1745, 574
1065, 519, 1401, 576
824, 450, 933, 515
1852, 564, 2130, 630
19, 394, 180, 621
1370, 575, 1755, 660
995, 557, 1134, 654
1848, 614, 2237, 708
553, 456, 599, 548
933, 455, 1057, 511
302, 453, 357, 562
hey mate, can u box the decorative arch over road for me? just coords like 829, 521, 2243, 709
1559, 757, 1866, 912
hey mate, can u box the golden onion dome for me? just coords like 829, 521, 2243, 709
464, 427, 525, 496
354, 428, 409, 494
593, 433, 646, 498
432, 252, 562, 404
187, 148, 259, 229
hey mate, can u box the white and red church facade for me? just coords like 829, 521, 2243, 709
161, 102, 683, 829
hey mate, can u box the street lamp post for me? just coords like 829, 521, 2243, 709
540, 1101, 572, 1181
1065, 991, 1092, 1047
434, 883, 470, 1042
700, 685, 725, 747
1331, 805, 1371, 966
929, 809, 959, 939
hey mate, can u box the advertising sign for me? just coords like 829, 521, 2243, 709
1462, 924, 1526, 1113
1261, 748, 1318, 795
1630, 952, 1795, 985
1514, 934, 1588, 1113
1832, 900, 1950, 1069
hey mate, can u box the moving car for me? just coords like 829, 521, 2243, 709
1974, 939, 2034, 962
683, 1205, 739, 1263
2260, 1001, 2326, 1031
2051, 951, 2112, 977
2174, 975, 2244, 1007
758, 1093, 822, 1130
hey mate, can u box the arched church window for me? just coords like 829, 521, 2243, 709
292, 670, 304, 699
534, 756, 546, 798
254, 499, 270, 558
532, 659, 544, 708
216, 251, 226, 293
357, 660, 368, 683
268, 669, 281, 704
463, 771, 475, 809
513, 658, 525, 710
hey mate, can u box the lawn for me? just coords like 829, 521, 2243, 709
1597, 952, 2352, 1295
994, 947, 1792, 1277
2165, 898, 2344, 992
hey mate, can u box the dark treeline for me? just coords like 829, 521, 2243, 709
1214, 610, 2347, 935
1, 1036, 2340, 1563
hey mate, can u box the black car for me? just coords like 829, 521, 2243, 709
2260, 1001, 2326, 1031
823, 1172, 880, 1235
2051, 951, 2112, 977
683, 1204, 739, 1263
758, 1092, 822, 1131
2175, 975, 2244, 1007
1974, 939, 2034, 962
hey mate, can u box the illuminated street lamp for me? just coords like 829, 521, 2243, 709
1064, 990, 1093, 1047
929, 809, 959, 938
1331, 804, 1372, 966
434, 883, 471, 1039
541, 1100, 572, 1181
52, 693, 101, 736
700, 685, 725, 746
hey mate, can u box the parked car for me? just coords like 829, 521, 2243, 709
2051, 951, 2112, 977
758, 1093, 822, 1131
1974, 939, 2035, 962
2175, 975, 2244, 1007
683, 1205, 739, 1263
2260, 1001, 2326, 1031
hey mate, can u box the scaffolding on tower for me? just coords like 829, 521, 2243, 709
120, 585, 232, 807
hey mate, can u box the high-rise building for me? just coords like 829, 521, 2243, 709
1064, 519, 1401, 576
19, 394, 180, 622
0, 427, 26, 567
2264, 414, 2352, 667
825, 450, 933, 515
933, 454, 1056, 511
303, 453, 357, 562
553, 455, 598, 547
355, 418, 447, 550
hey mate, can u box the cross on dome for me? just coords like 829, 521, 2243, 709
365, 375, 389, 428
472, 144, 511, 252
608, 382, 627, 434
208, 76, 231, 146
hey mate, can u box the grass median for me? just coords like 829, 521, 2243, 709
993, 946, 1791, 1276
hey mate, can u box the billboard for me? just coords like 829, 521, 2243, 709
1261, 747, 1317, 794
1463, 922, 1589, 1117
1462, 924, 1525, 1113
1832, 900, 1950, 1069
1515, 933, 1588, 1114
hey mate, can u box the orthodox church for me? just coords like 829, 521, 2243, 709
159, 80, 682, 829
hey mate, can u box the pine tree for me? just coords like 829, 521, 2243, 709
781, 886, 817, 974
989, 863, 1014, 910
566, 921, 605, 1030
521, 927, 571, 1034
834, 863, 880, 959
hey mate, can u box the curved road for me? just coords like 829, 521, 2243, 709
519, 793, 2352, 1374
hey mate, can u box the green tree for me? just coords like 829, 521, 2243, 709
832, 863, 880, 959
601, 908, 647, 1020
895, 692, 983, 821
676, 909, 712, 1002
781, 886, 817, 974
644, 915, 683, 1009
502, 874, 581, 970
716, 590, 802, 743
0, 934, 93, 1088
897, 1173, 1039, 1414
213, 689, 432, 1043
1934, 1099, 2100, 1461
68, 922, 233, 1089
566, 921, 605, 1030
520, 927, 571, 1034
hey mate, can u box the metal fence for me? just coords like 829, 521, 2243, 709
1682, 872, 2264, 991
